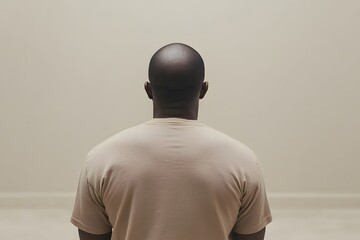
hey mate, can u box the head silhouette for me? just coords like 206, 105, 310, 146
145, 43, 208, 119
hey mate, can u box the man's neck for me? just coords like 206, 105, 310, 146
153, 106, 199, 120
153, 113, 198, 120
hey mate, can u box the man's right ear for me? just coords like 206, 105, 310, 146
144, 81, 153, 99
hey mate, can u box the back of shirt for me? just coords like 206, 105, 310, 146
71, 118, 272, 240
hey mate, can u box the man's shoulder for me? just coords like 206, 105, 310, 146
86, 123, 147, 158
83, 123, 149, 175
87, 124, 148, 158
203, 125, 256, 153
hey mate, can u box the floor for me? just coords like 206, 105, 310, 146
0, 208, 359, 240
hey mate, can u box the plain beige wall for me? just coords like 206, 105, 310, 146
1, 0, 359, 195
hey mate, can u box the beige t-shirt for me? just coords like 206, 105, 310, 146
71, 118, 272, 239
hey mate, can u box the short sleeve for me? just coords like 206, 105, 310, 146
71, 162, 112, 234
232, 164, 272, 234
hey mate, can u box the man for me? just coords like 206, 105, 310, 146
71, 43, 272, 240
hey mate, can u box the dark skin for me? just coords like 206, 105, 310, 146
144, 80, 208, 120
78, 229, 112, 240
78, 43, 266, 240
230, 228, 266, 240
145, 43, 208, 120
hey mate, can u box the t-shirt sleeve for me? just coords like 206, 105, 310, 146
71, 162, 112, 234
232, 164, 272, 234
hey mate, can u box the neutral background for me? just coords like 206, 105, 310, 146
1, 0, 359, 204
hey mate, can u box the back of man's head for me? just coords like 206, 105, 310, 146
148, 43, 205, 104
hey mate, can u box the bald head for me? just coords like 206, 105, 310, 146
149, 43, 205, 88
145, 43, 208, 119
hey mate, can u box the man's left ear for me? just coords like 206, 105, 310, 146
144, 81, 153, 99
199, 81, 208, 99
